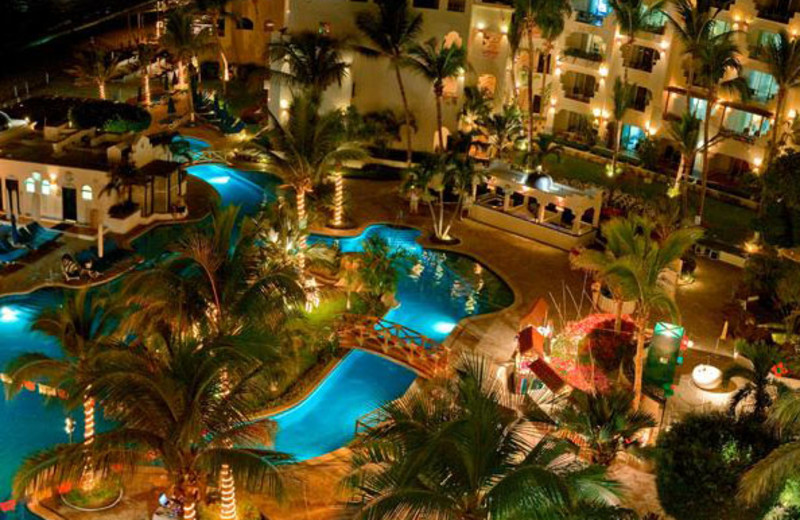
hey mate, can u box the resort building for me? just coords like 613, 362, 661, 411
226, 0, 800, 181
0, 124, 186, 235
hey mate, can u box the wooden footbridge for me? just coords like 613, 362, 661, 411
336, 315, 450, 378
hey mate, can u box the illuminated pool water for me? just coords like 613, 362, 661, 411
0, 161, 513, 505
0, 292, 81, 518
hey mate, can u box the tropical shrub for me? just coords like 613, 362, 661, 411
70, 100, 151, 132
655, 413, 779, 520
579, 318, 636, 374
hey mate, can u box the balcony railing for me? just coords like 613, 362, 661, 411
564, 90, 595, 103
447, 0, 466, 12
626, 59, 656, 73
563, 47, 604, 63
748, 88, 777, 104
575, 11, 605, 26
719, 127, 763, 144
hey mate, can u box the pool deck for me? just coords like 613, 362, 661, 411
29, 165, 744, 520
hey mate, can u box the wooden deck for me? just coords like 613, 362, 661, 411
336, 314, 450, 378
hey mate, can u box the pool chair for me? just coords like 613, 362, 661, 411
61, 254, 81, 282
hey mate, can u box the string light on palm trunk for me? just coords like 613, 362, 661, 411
218, 371, 237, 520
81, 395, 96, 490
332, 171, 344, 227
183, 500, 197, 520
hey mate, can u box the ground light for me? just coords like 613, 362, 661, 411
208, 175, 231, 185
0, 306, 18, 322
433, 321, 456, 335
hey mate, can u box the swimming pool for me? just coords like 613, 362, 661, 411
171, 135, 211, 162
0, 293, 80, 517
0, 159, 513, 506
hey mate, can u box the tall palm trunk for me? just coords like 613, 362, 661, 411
142, 69, 151, 106
213, 12, 230, 94
434, 85, 445, 152
539, 42, 551, 133
80, 394, 96, 490
611, 122, 622, 176
760, 88, 787, 217
98, 82, 106, 100
681, 157, 691, 221
332, 170, 344, 226
698, 95, 714, 221
510, 53, 519, 104
394, 63, 413, 165
632, 313, 648, 410
526, 25, 535, 151
296, 188, 307, 269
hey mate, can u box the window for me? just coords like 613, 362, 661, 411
447, 0, 465, 12
689, 97, 708, 119
709, 20, 730, 37
413, 0, 439, 9
82, 185, 93, 201
25, 178, 35, 193
236, 17, 254, 30
747, 70, 778, 103
621, 124, 645, 151
41, 180, 51, 196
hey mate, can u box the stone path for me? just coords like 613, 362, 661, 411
33, 175, 747, 520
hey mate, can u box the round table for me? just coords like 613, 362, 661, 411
692, 364, 723, 390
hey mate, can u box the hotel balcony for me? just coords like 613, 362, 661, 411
574, 10, 605, 26
562, 32, 606, 69
622, 45, 661, 73
755, 0, 800, 23
561, 71, 598, 103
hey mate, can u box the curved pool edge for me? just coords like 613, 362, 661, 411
310, 221, 522, 327
250, 351, 349, 421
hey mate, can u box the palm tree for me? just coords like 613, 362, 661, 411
609, 78, 635, 178
522, 132, 564, 170
594, 215, 702, 408
66, 43, 122, 100
722, 341, 784, 422
739, 388, 800, 505
13, 332, 288, 520
458, 85, 492, 133
694, 31, 748, 222
555, 388, 656, 466
608, 0, 665, 83
270, 31, 350, 100
345, 355, 620, 519
404, 37, 467, 152
535, 0, 571, 132
162, 9, 215, 119
665, 0, 721, 104
571, 217, 639, 332
507, 12, 522, 104
135, 40, 159, 107
125, 204, 306, 337
759, 30, 800, 216
5, 288, 126, 490
355, 0, 423, 164
194, 0, 240, 92
512, 0, 544, 150
480, 104, 524, 159
260, 94, 365, 266
666, 110, 702, 219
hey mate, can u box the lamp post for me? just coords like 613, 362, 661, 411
65, 417, 75, 444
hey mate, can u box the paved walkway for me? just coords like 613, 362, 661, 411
34, 176, 746, 520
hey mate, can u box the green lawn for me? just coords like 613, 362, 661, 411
543, 154, 756, 246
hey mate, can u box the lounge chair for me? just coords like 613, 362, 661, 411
61, 254, 81, 282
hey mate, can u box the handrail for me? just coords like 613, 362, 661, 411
336, 314, 450, 378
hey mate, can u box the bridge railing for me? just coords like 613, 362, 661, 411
336, 314, 450, 376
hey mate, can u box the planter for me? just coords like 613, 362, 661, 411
61, 484, 124, 512
596, 290, 636, 315
429, 235, 461, 246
